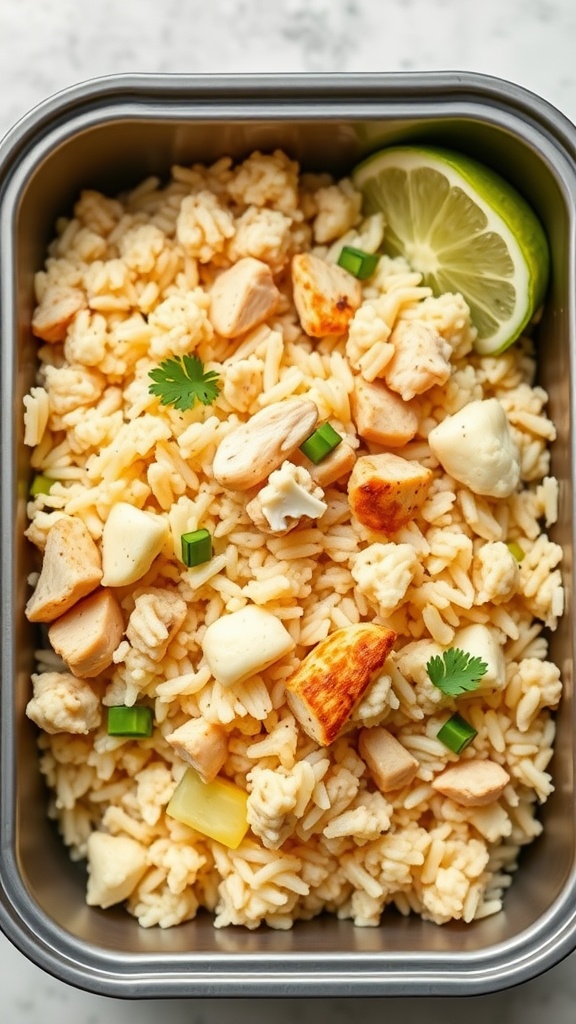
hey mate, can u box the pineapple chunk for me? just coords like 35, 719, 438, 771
166, 766, 249, 849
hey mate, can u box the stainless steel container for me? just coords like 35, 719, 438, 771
1, 72, 575, 997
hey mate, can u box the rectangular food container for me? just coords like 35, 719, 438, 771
1, 71, 575, 998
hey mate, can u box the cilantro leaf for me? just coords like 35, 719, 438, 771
148, 354, 221, 411
426, 647, 488, 697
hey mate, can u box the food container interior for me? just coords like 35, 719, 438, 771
2, 75, 575, 994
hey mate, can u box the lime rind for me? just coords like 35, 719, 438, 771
352, 146, 550, 354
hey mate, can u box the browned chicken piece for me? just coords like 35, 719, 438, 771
209, 256, 280, 338
165, 718, 228, 784
293, 438, 357, 487
358, 727, 419, 792
31, 285, 86, 343
48, 589, 124, 678
385, 320, 452, 401
348, 453, 433, 533
431, 759, 510, 807
291, 252, 362, 337
25, 516, 103, 623
351, 376, 419, 448
285, 623, 397, 746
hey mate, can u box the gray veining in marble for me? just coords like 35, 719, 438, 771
2, 0, 576, 1019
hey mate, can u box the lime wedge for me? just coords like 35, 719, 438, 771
351, 146, 550, 355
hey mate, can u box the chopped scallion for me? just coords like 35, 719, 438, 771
181, 528, 212, 567
30, 474, 53, 497
107, 705, 153, 738
299, 422, 343, 464
337, 245, 380, 280
507, 540, 525, 562
436, 713, 477, 754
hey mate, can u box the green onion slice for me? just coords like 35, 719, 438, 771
107, 705, 153, 738
30, 474, 53, 496
181, 528, 212, 567
436, 713, 477, 754
507, 540, 525, 563
337, 245, 380, 280
299, 422, 343, 465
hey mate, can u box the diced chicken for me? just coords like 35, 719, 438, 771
246, 461, 327, 535
212, 397, 318, 491
209, 256, 280, 338
202, 604, 295, 688
291, 252, 362, 337
126, 589, 187, 662
25, 516, 102, 623
351, 376, 419, 448
285, 623, 397, 746
358, 727, 419, 792
31, 285, 86, 343
347, 453, 433, 533
165, 718, 228, 783
298, 438, 357, 487
101, 502, 168, 587
26, 671, 101, 735
385, 320, 452, 401
452, 623, 506, 692
431, 759, 510, 807
86, 832, 148, 909
48, 589, 124, 678
428, 398, 520, 499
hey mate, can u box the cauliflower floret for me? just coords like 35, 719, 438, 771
247, 761, 319, 849
125, 589, 187, 662
510, 657, 562, 732
227, 150, 300, 214
176, 191, 235, 263
385, 320, 452, 400
473, 541, 520, 605
147, 289, 213, 358
351, 542, 418, 617
403, 292, 477, 359
518, 534, 564, 629
135, 762, 176, 826
351, 665, 398, 727
323, 790, 392, 841
228, 206, 293, 271
246, 461, 327, 535
86, 832, 148, 909
26, 671, 101, 734
312, 179, 362, 244
43, 364, 106, 418
118, 224, 166, 274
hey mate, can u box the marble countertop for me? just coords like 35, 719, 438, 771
2, 0, 576, 1020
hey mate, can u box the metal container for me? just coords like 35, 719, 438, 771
1, 72, 575, 997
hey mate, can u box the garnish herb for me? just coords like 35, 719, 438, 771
181, 528, 213, 568
299, 422, 343, 464
436, 713, 477, 754
107, 705, 154, 738
426, 647, 488, 697
148, 354, 220, 411
337, 245, 380, 280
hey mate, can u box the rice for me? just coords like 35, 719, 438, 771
23, 149, 563, 931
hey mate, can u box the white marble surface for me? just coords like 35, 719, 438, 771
2, 0, 576, 1019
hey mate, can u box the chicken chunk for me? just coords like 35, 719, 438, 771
294, 438, 357, 487
48, 588, 124, 678
202, 604, 295, 688
431, 759, 510, 807
209, 256, 280, 338
165, 718, 228, 783
351, 375, 419, 448
86, 832, 148, 909
101, 502, 168, 588
285, 623, 397, 746
31, 285, 86, 343
347, 453, 433, 533
291, 252, 362, 337
26, 671, 101, 735
358, 727, 419, 792
25, 516, 103, 623
385, 320, 452, 401
246, 461, 327, 535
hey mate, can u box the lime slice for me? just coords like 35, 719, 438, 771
351, 146, 550, 355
